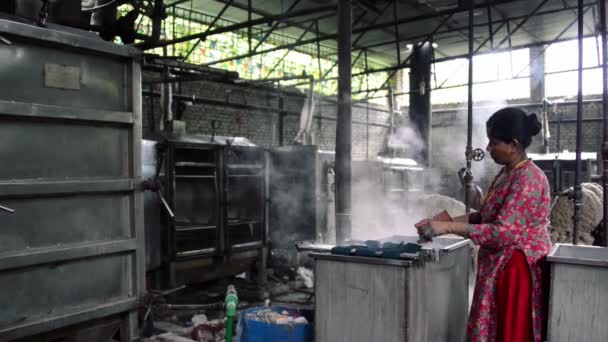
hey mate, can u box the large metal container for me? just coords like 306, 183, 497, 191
313, 237, 470, 342
0, 19, 143, 341
269, 145, 335, 256
143, 135, 268, 287
547, 244, 608, 342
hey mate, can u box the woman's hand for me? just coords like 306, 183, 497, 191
415, 219, 449, 241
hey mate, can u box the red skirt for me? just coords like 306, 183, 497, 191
496, 249, 534, 342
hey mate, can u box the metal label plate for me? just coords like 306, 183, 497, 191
44, 64, 81, 90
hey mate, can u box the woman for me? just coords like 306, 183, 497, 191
415, 107, 552, 342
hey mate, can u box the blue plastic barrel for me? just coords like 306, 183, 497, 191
236, 306, 313, 342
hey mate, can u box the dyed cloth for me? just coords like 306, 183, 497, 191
466, 160, 552, 342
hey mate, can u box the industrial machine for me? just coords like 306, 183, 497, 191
143, 134, 268, 288
0, 17, 143, 342
312, 236, 471, 342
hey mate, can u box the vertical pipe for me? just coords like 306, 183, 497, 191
278, 92, 285, 146
487, 6, 494, 50
316, 20, 323, 77
393, 0, 402, 65
465, 0, 475, 214
573, 0, 585, 245
599, 0, 608, 246
335, 0, 352, 244
365, 48, 370, 159
555, 109, 562, 194
248, 0, 252, 53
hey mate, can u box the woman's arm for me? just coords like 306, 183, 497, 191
452, 212, 482, 224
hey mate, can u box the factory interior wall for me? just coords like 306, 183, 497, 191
429, 98, 605, 198
142, 73, 393, 160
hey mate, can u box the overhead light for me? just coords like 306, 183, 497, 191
406, 44, 413, 50
432, 43, 438, 48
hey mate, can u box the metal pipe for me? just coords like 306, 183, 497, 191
572, 0, 585, 245
465, 0, 474, 214
142, 90, 390, 128
487, 6, 494, 49
335, 0, 352, 244
600, 0, 608, 247
393, 0, 402, 65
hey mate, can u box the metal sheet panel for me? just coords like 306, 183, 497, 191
315, 259, 408, 342
406, 244, 469, 342
0, 254, 132, 323
0, 40, 127, 111
0, 194, 131, 254
0, 120, 130, 180
547, 244, 608, 342
0, 20, 142, 341
314, 238, 470, 342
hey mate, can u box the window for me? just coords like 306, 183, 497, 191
430, 49, 531, 105
545, 36, 604, 98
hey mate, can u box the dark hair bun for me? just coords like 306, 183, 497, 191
527, 113, 542, 136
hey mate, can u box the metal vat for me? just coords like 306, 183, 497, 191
142, 135, 268, 288
0, 19, 143, 341
313, 237, 470, 342
547, 244, 608, 342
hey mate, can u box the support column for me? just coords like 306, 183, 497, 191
599, 0, 608, 246
335, 0, 352, 244
529, 46, 546, 103
530, 46, 548, 152
409, 43, 433, 167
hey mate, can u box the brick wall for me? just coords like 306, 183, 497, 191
142, 72, 393, 159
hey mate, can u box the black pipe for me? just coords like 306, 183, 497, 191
572, 0, 585, 245
464, 0, 474, 214
142, 91, 391, 128
335, 0, 352, 244
599, 0, 608, 247
555, 109, 562, 194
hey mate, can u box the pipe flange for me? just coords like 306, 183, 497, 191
472, 148, 485, 161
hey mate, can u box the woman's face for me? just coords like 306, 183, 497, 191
486, 134, 518, 165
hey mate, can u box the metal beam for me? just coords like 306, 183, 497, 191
264, 21, 316, 78
137, 5, 336, 49
183, 0, 235, 61
495, 0, 550, 49
319, 3, 391, 80
202, 0, 529, 67
329, 2, 595, 58
252, 0, 302, 52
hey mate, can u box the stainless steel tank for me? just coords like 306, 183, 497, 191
313, 236, 471, 342
547, 243, 608, 341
